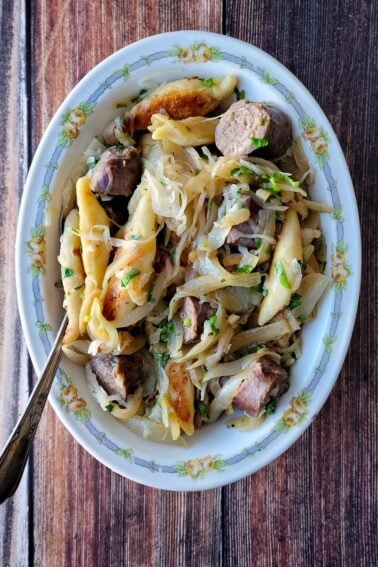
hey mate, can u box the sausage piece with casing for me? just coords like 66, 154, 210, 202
89, 353, 143, 401
90, 146, 141, 196
215, 100, 292, 157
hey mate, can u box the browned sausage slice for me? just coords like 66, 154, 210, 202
90, 146, 141, 196
89, 353, 143, 400
232, 356, 287, 416
215, 100, 292, 157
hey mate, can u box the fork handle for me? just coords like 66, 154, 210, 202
0, 314, 68, 504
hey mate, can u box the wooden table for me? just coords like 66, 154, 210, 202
0, 1, 376, 565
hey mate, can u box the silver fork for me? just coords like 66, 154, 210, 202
0, 313, 68, 504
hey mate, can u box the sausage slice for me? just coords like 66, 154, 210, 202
232, 356, 287, 416
89, 353, 142, 400
90, 146, 141, 196
215, 100, 292, 158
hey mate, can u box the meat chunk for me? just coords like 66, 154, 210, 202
103, 76, 238, 144
215, 100, 292, 158
180, 297, 216, 344
89, 353, 143, 401
226, 219, 256, 248
226, 199, 261, 249
90, 146, 141, 196
232, 356, 287, 416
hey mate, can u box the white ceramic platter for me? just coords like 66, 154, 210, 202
15, 31, 361, 490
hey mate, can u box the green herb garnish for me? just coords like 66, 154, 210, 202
208, 315, 219, 335
231, 165, 254, 176
183, 318, 191, 328
251, 282, 264, 293
155, 352, 170, 367
195, 401, 208, 416
158, 318, 175, 343
115, 143, 125, 152
202, 77, 215, 87
220, 278, 226, 283
61, 267, 74, 279
270, 172, 299, 187
235, 264, 253, 273
251, 137, 269, 149
235, 88, 246, 101
248, 343, 266, 353
275, 261, 291, 289
255, 238, 262, 249
120, 268, 140, 288
289, 292, 302, 310
105, 403, 114, 413
265, 399, 277, 415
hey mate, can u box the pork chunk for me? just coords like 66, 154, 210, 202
89, 353, 143, 401
180, 297, 216, 344
232, 356, 287, 416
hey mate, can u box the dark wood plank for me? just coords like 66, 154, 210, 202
223, 1, 378, 566
0, 1, 31, 565
29, 1, 223, 566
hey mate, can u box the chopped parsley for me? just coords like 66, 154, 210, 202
220, 278, 226, 283
270, 172, 300, 187
202, 77, 215, 87
297, 315, 307, 324
201, 241, 209, 248
105, 403, 114, 413
255, 238, 262, 249
158, 318, 175, 343
131, 88, 148, 102
235, 88, 246, 100
251, 137, 269, 149
235, 264, 253, 273
195, 401, 208, 417
115, 143, 125, 152
289, 292, 302, 310
155, 352, 170, 367
208, 315, 219, 335
231, 165, 254, 176
275, 260, 291, 289
61, 267, 74, 279
265, 399, 277, 416
120, 268, 140, 288
259, 118, 269, 126
251, 282, 264, 293
248, 343, 266, 353
183, 318, 191, 328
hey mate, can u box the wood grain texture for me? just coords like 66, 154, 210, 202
223, 1, 378, 566
0, 1, 31, 566
29, 1, 223, 567
0, 0, 377, 566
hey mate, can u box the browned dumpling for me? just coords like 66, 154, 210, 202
103, 75, 237, 144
